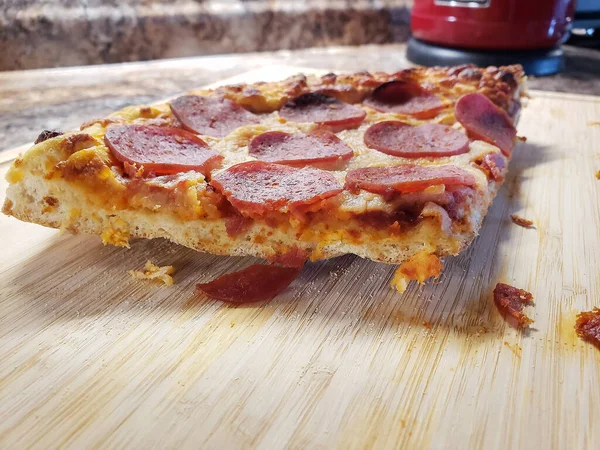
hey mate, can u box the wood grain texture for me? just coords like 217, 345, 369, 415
1, 69, 600, 449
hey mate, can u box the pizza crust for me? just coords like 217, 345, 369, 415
3, 171, 485, 264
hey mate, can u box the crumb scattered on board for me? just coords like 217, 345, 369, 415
493, 282, 534, 327
596, 170, 600, 180
510, 214, 535, 228
390, 249, 442, 293
588, 121, 600, 127
575, 308, 600, 349
129, 261, 175, 286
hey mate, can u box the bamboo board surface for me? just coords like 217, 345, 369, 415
1, 67, 600, 449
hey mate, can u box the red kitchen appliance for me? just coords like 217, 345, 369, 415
407, 0, 576, 75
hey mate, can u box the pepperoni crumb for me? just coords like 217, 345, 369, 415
196, 264, 302, 303
510, 214, 535, 228
493, 283, 534, 327
575, 308, 600, 349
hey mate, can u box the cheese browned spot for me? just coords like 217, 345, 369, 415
129, 261, 175, 286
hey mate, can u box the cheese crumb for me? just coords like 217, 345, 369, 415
390, 250, 443, 293
129, 261, 175, 286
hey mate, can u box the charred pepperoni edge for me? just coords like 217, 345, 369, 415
279, 93, 366, 130
363, 80, 445, 119
196, 264, 302, 303
493, 282, 534, 327
35, 129, 64, 144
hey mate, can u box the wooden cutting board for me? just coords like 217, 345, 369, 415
1, 67, 599, 450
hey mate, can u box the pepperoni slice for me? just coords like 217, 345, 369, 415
170, 95, 259, 138
249, 130, 353, 168
196, 264, 302, 303
279, 93, 366, 131
455, 93, 517, 156
104, 125, 223, 176
345, 164, 476, 195
575, 308, 600, 349
363, 81, 445, 119
210, 161, 343, 217
364, 121, 469, 158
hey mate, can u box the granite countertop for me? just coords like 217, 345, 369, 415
0, 0, 412, 71
1, 43, 599, 155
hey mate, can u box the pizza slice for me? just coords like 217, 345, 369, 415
2, 65, 525, 292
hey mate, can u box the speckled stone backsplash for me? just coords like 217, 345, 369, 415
0, 0, 413, 70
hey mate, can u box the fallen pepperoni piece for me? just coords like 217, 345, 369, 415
196, 264, 302, 303
170, 95, 260, 138
575, 308, 600, 349
345, 164, 476, 195
455, 93, 517, 156
105, 125, 223, 176
249, 130, 353, 168
477, 152, 506, 182
211, 161, 343, 217
279, 93, 366, 131
363, 81, 445, 119
364, 121, 469, 158
493, 282, 534, 327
